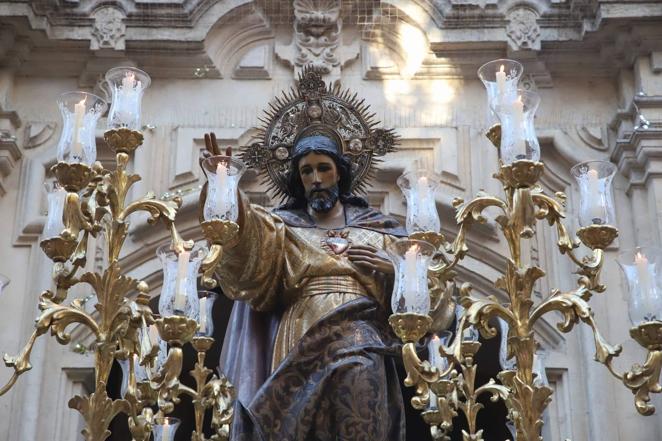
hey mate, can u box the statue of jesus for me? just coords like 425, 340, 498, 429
207, 67, 452, 441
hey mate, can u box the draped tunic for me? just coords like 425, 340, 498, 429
217, 195, 405, 370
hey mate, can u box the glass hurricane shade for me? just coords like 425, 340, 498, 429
202, 155, 246, 222
43, 181, 67, 239
153, 417, 180, 441
397, 170, 441, 234
105, 67, 151, 130
56, 92, 107, 165
617, 247, 662, 325
477, 59, 524, 127
387, 239, 436, 315
570, 160, 617, 227
492, 89, 541, 164
157, 243, 207, 318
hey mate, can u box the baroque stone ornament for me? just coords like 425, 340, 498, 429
241, 65, 398, 200
293, 0, 341, 75
91, 6, 126, 51
506, 7, 541, 51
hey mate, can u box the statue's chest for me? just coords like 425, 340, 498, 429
292, 227, 384, 257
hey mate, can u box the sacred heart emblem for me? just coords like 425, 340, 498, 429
321, 230, 351, 256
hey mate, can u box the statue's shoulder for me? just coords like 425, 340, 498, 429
271, 206, 315, 228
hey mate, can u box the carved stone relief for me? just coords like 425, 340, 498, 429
506, 7, 541, 51
293, 0, 341, 74
90, 6, 126, 51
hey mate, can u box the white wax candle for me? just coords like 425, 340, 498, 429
122, 72, 136, 91
635, 252, 651, 298
140, 321, 151, 357
427, 335, 442, 410
149, 324, 159, 345
199, 296, 208, 334
162, 420, 170, 440
496, 64, 506, 103
215, 162, 231, 218
174, 250, 190, 312
512, 96, 526, 159
404, 245, 419, 302
71, 98, 86, 160
586, 169, 603, 223
416, 176, 433, 230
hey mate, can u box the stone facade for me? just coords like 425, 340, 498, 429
0, 1, 661, 440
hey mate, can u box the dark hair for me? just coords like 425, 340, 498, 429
281, 149, 368, 210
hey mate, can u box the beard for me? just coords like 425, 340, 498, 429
307, 184, 340, 213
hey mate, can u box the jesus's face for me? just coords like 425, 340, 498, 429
298, 152, 341, 213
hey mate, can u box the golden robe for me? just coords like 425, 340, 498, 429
217, 198, 399, 371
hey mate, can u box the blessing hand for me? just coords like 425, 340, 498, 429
203, 132, 232, 157
347, 244, 394, 275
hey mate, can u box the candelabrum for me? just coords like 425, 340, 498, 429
0, 67, 235, 441
389, 59, 662, 441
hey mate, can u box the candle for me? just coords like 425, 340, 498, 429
148, 324, 159, 345
496, 64, 506, 105
512, 96, 526, 159
199, 296, 208, 334
140, 320, 151, 357
635, 252, 651, 300
174, 250, 190, 312
404, 245, 419, 302
71, 98, 86, 160
162, 419, 170, 440
427, 335, 442, 409
415, 176, 433, 230
586, 169, 603, 224
215, 161, 231, 218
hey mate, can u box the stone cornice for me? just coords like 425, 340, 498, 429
0, 1, 660, 80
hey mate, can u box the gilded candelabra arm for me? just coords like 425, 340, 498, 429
530, 287, 623, 378
458, 283, 516, 343
0, 330, 40, 396
0, 289, 101, 397
389, 314, 440, 410
128, 407, 154, 441
621, 322, 662, 415
199, 219, 240, 289
208, 375, 235, 441
150, 316, 198, 414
